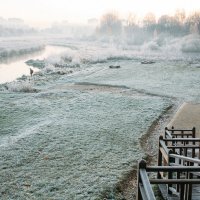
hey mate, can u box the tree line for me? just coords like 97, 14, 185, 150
96, 10, 200, 43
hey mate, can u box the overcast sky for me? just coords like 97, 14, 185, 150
0, 0, 199, 27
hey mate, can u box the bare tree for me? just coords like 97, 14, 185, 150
125, 13, 138, 36
157, 14, 181, 35
174, 9, 186, 25
143, 13, 156, 30
186, 11, 200, 34
126, 13, 138, 27
98, 12, 122, 36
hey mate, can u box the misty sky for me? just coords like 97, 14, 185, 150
0, 0, 199, 27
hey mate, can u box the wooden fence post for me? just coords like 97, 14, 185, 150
157, 135, 163, 179
192, 127, 196, 138
137, 160, 147, 200
168, 149, 174, 194
165, 127, 168, 138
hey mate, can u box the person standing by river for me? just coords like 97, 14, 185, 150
30, 68, 34, 77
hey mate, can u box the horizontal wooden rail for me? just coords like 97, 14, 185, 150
163, 138, 200, 142
166, 127, 195, 132
167, 145, 200, 149
164, 130, 194, 137
146, 166, 200, 172
170, 154, 200, 164
165, 127, 196, 139
167, 129, 194, 132
168, 133, 195, 136
150, 179, 200, 184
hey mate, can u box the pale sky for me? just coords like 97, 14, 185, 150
0, 0, 200, 27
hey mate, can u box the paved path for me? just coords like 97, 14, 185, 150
161, 103, 200, 199
168, 102, 200, 137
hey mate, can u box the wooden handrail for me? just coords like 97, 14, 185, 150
140, 169, 156, 200
167, 129, 194, 132
165, 130, 173, 138
137, 160, 156, 200
167, 145, 200, 149
165, 127, 196, 140
165, 127, 195, 132
170, 154, 200, 164
160, 139, 171, 154
147, 166, 200, 172
168, 133, 195, 136
150, 179, 200, 184
163, 138, 200, 142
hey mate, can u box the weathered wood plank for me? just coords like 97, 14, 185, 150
158, 184, 179, 200
159, 184, 200, 200
140, 169, 156, 200
150, 179, 200, 184
146, 166, 200, 172
170, 154, 200, 164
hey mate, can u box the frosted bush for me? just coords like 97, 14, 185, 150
181, 35, 200, 53
7, 81, 38, 93
44, 64, 56, 73
142, 41, 160, 51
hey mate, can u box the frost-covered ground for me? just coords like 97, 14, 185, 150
70, 59, 200, 102
0, 36, 200, 199
0, 88, 171, 199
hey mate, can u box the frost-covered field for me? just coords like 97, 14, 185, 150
73, 59, 200, 101
0, 88, 171, 199
0, 36, 200, 199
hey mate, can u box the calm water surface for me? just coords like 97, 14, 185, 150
0, 45, 68, 84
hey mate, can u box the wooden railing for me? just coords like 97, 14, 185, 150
158, 136, 200, 168
165, 127, 195, 139
137, 127, 200, 200
137, 160, 200, 200
158, 132, 200, 197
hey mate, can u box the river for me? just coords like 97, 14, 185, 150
0, 45, 68, 84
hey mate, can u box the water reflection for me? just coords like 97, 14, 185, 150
0, 45, 68, 84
